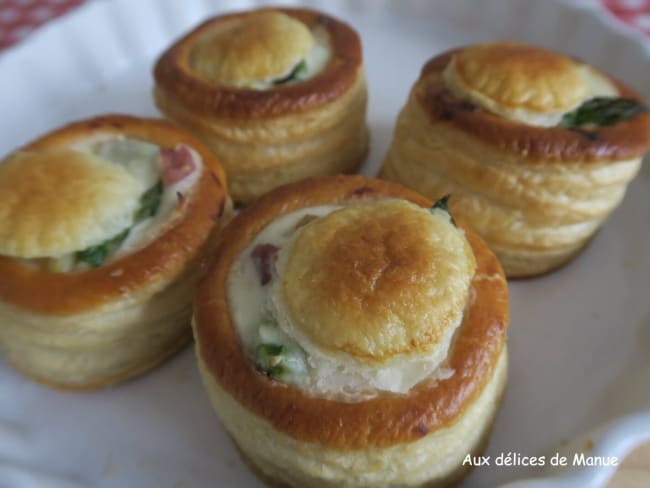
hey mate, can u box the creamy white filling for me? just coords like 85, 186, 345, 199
442, 63, 619, 127
227, 205, 460, 401
249, 26, 331, 90
39, 136, 202, 270
116, 148, 201, 258
228, 206, 340, 349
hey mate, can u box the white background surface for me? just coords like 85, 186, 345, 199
0, 0, 649, 487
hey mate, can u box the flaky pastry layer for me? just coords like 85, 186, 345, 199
0, 267, 198, 389
197, 347, 507, 488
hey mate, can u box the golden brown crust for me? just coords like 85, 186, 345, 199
153, 7, 362, 119
189, 11, 314, 86
419, 50, 650, 163
450, 42, 588, 113
0, 114, 229, 316
284, 199, 476, 361
194, 175, 509, 449
0, 149, 141, 258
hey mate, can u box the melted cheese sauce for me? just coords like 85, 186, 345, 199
227, 204, 461, 401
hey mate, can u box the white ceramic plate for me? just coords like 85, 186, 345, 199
1, 0, 649, 487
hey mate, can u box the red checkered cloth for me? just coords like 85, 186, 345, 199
603, 0, 650, 34
1, 0, 650, 52
0, 0, 84, 50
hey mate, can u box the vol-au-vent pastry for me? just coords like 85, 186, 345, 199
193, 175, 509, 487
0, 115, 230, 389
153, 7, 368, 204
380, 41, 650, 277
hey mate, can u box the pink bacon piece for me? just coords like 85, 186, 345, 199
251, 243, 279, 286
160, 145, 196, 184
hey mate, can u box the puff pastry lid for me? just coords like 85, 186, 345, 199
191, 11, 314, 87
226, 195, 478, 399
0, 149, 141, 258
283, 199, 476, 362
443, 41, 618, 126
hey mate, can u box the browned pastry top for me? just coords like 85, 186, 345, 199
283, 198, 476, 362
194, 175, 509, 449
0, 114, 228, 316
449, 42, 588, 113
418, 49, 650, 163
153, 7, 363, 118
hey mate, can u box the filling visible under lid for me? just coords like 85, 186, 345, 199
7, 136, 202, 272
227, 198, 477, 401
441, 42, 633, 128
190, 11, 331, 90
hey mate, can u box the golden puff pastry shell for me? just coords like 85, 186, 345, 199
0, 149, 141, 258
283, 199, 476, 362
193, 175, 509, 449
190, 11, 314, 87
448, 42, 588, 113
